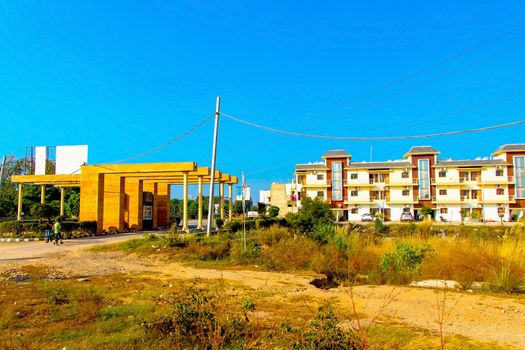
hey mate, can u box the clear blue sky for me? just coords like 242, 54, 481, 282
1, 1, 524, 199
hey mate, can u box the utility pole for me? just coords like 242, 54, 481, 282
0, 156, 7, 194
207, 96, 221, 236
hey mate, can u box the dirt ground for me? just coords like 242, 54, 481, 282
1, 240, 525, 348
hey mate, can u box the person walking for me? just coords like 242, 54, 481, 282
52, 220, 63, 245
44, 220, 52, 243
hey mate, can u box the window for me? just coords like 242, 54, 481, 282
438, 170, 446, 178
471, 172, 478, 181
461, 190, 469, 199
350, 208, 358, 214
402, 189, 410, 196
439, 189, 447, 196
317, 191, 324, 198
350, 190, 358, 197
350, 173, 358, 180
460, 172, 468, 181
471, 190, 479, 199
331, 162, 343, 201
495, 169, 504, 176
401, 171, 409, 178
496, 188, 505, 195
418, 159, 431, 200
440, 208, 448, 214
316, 174, 324, 181
514, 156, 525, 199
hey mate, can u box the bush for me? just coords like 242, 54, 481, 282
143, 286, 256, 348
263, 236, 319, 271
0, 220, 97, 238
308, 224, 336, 244
225, 220, 242, 233
380, 243, 433, 284
185, 238, 231, 261
296, 306, 361, 349
291, 197, 333, 233
256, 226, 293, 246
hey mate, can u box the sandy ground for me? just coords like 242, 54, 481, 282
1, 236, 525, 348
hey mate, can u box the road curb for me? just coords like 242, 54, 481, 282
0, 237, 41, 242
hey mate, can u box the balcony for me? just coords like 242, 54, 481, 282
389, 178, 418, 186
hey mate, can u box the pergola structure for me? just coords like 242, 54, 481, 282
12, 162, 238, 233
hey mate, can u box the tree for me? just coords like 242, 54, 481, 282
257, 202, 267, 215
268, 206, 280, 218
29, 203, 54, 221
65, 190, 80, 218
293, 197, 333, 233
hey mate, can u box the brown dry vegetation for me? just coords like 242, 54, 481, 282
1, 222, 525, 349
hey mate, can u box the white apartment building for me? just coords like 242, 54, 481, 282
295, 144, 525, 222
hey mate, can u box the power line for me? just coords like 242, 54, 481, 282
309, 38, 525, 125
386, 87, 525, 134
221, 112, 525, 141
302, 22, 525, 124
100, 115, 214, 165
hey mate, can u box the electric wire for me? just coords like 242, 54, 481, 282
385, 87, 525, 134
221, 112, 525, 141
310, 38, 525, 125
302, 22, 525, 124
100, 115, 214, 165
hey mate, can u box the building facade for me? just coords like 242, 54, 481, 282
295, 144, 525, 222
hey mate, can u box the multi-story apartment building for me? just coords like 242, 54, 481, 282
295, 144, 525, 222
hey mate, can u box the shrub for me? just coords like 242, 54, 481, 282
225, 220, 242, 233
296, 306, 361, 350
263, 236, 319, 271
380, 243, 433, 284
185, 238, 231, 261
142, 287, 256, 348
292, 197, 333, 233
256, 226, 293, 246
268, 206, 280, 218
308, 224, 336, 244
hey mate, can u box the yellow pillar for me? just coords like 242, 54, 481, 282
220, 182, 225, 220
183, 172, 189, 233
40, 185, 45, 204
197, 176, 203, 230
17, 183, 23, 221
60, 187, 65, 216
228, 184, 233, 221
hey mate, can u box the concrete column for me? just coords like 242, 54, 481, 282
197, 176, 203, 230
40, 185, 45, 204
17, 183, 23, 221
156, 184, 170, 227
228, 183, 233, 221
60, 187, 65, 216
103, 175, 125, 232
220, 182, 225, 220
183, 172, 189, 233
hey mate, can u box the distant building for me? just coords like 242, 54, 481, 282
294, 144, 525, 222
259, 182, 302, 216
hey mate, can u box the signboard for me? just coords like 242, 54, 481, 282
56, 145, 88, 175
35, 146, 48, 175
247, 211, 258, 218
143, 206, 153, 220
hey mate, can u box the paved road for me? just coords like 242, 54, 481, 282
0, 232, 145, 262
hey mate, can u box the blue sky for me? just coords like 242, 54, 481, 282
1, 1, 524, 199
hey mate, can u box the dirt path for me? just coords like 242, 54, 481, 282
1, 242, 524, 348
